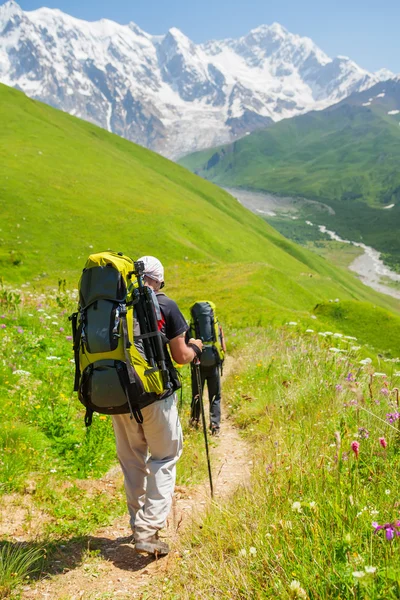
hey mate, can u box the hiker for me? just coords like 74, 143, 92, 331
189, 301, 226, 436
111, 256, 203, 556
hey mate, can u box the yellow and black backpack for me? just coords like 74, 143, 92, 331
70, 252, 175, 426
189, 301, 225, 371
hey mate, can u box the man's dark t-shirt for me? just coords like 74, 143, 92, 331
156, 293, 189, 341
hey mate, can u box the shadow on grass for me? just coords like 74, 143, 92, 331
0, 533, 157, 588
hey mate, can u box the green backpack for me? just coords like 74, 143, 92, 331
70, 252, 174, 426
189, 301, 225, 370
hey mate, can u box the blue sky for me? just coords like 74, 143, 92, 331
6, 0, 400, 73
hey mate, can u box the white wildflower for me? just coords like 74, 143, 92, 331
329, 348, 342, 353
365, 566, 377, 574
50, 469, 57, 473
238, 548, 246, 557
352, 571, 365, 578
290, 580, 307, 599
287, 322, 298, 326
309, 501, 317, 509
345, 336, 358, 340
333, 333, 343, 338
12, 370, 31, 376
385, 489, 391, 495
324, 331, 333, 336
373, 372, 387, 377
46, 356, 61, 361
305, 329, 314, 333
311, 315, 317, 320
249, 547, 257, 556
359, 358, 372, 365
291, 501, 302, 513
350, 346, 361, 351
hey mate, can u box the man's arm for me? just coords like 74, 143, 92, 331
169, 333, 203, 364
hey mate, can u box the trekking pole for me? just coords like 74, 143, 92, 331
193, 357, 214, 499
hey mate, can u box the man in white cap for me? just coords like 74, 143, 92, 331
112, 256, 203, 556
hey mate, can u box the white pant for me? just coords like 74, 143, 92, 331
112, 394, 183, 542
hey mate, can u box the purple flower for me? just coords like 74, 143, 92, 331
0, 324, 6, 329
379, 437, 387, 449
386, 412, 400, 424
17, 327, 24, 334
372, 521, 400, 541
59, 327, 65, 333
351, 441, 360, 458
336, 384, 343, 392
346, 372, 354, 381
66, 335, 73, 342
380, 388, 389, 397
358, 427, 370, 439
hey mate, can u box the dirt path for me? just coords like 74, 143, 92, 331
19, 358, 251, 600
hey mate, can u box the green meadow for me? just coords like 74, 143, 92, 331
1, 83, 400, 597
180, 98, 400, 271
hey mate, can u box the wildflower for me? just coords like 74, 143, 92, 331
249, 547, 257, 556
360, 358, 372, 365
238, 548, 246, 557
289, 580, 307, 599
329, 348, 342, 353
380, 388, 389, 397
344, 336, 358, 341
287, 322, 298, 326
379, 437, 387, 449
358, 427, 369, 439
364, 566, 377, 574
46, 356, 61, 360
350, 346, 361, 351
386, 412, 400, 424
352, 571, 365, 578
335, 384, 343, 391
305, 329, 314, 333
66, 335, 73, 341
372, 521, 400, 541
0, 324, 6, 329
351, 441, 360, 458
309, 501, 317, 510
291, 501, 302, 513
99, 416, 107, 421
12, 370, 31, 376
373, 372, 387, 377
17, 327, 24, 334
385, 490, 391, 495
333, 333, 343, 338
346, 372, 354, 381
49, 469, 57, 473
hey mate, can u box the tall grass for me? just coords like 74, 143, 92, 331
154, 327, 400, 599
0, 543, 44, 598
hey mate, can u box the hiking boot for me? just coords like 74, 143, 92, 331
135, 533, 170, 557
211, 425, 220, 437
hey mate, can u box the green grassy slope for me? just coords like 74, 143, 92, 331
180, 80, 400, 270
1, 83, 400, 350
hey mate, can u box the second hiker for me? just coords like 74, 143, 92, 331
188, 301, 226, 435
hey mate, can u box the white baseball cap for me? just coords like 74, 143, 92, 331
138, 256, 164, 283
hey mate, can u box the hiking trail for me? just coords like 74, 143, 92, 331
17, 357, 251, 599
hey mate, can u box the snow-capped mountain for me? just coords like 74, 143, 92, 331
0, 1, 395, 158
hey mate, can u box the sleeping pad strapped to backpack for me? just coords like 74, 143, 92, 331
189, 301, 225, 370
69, 252, 178, 426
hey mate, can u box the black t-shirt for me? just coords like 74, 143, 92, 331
156, 293, 189, 342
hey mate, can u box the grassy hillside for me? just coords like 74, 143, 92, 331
180, 80, 400, 271
1, 82, 400, 347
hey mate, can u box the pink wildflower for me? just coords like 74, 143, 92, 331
351, 441, 360, 458
379, 437, 387, 449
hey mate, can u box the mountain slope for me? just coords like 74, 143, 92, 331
180, 79, 400, 270
1, 82, 400, 349
0, 1, 392, 158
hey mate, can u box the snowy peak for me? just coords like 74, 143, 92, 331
0, 2, 396, 159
